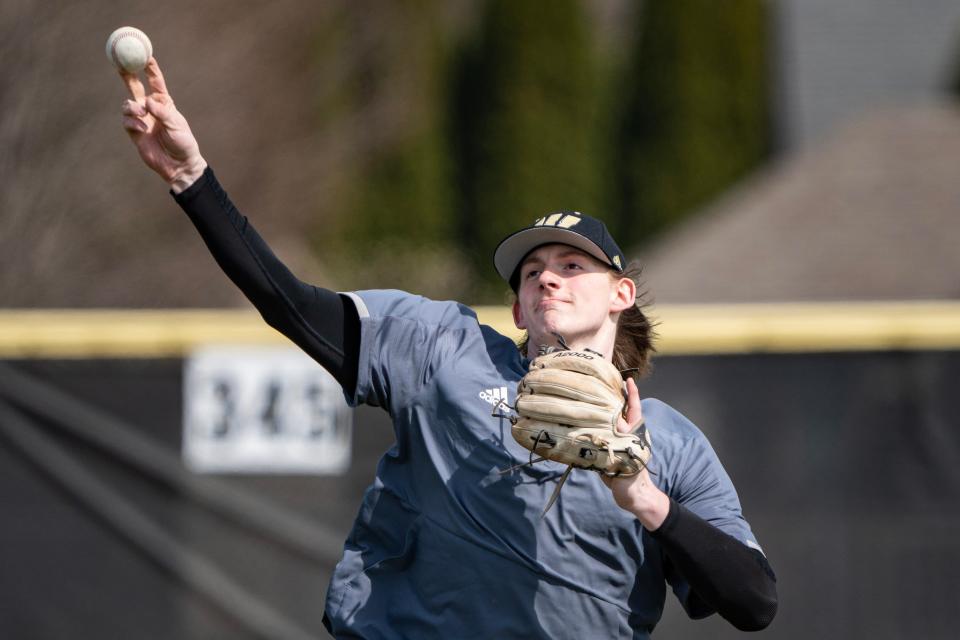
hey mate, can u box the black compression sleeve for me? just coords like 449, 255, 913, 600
651, 498, 778, 631
172, 167, 360, 395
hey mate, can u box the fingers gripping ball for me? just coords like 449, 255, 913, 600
106, 27, 153, 73
513, 350, 652, 477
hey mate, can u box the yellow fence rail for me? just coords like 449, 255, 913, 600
1, 301, 959, 358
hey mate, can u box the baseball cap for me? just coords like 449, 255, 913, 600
494, 211, 625, 290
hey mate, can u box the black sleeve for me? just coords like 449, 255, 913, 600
650, 498, 778, 631
172, 167, 360, 395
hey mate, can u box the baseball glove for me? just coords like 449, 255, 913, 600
506, 347, 652, 514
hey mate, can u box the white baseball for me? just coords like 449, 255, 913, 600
105, 26, 153, 73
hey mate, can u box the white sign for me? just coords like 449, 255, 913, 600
183, 345, 351, 474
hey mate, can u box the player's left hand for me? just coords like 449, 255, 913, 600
602, 377, 671, 531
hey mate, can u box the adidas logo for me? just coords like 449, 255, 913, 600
479, 386, 509, 406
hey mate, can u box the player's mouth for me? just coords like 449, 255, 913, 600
536, 298, 570, 312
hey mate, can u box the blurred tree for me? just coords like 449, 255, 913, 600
950, 28, 960, 97
314, 1, 466, 298
615, 0, 772, 247
454, 0, 604, 300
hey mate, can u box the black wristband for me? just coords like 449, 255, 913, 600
648, 495, 680, 538
170, 166, 213, 201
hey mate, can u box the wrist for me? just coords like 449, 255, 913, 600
169, 156, 208, 194
626, 482, 671, 531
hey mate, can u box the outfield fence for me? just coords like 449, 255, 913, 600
1, 302, 957, 639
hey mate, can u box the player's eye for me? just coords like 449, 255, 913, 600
524, 269, 541, 279
565, 262, 582, 270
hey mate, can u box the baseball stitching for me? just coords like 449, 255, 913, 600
110, 29, 151, 69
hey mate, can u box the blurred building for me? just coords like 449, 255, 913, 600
637, 0, 960, 303
775, 0, 960, 151
639, 104, 960, 302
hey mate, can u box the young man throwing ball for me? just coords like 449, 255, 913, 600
119, 57, 777, 638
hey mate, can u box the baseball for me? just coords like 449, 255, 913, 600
105, 26, 153, 73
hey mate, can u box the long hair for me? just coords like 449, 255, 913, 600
516, 260, 658, 378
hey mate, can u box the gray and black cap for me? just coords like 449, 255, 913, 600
493, 211, 625, 291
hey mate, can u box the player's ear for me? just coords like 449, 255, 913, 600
609, 276, 636, 313
512, 299, 527, 330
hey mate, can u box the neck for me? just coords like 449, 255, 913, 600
525, 323, 618, 361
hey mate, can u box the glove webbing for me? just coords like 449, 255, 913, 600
493, 334, 648, 517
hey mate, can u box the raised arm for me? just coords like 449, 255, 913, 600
118, 59, 359, 393
605, 381, 778, 631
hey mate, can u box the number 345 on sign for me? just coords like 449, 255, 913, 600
183, 346, 352, 475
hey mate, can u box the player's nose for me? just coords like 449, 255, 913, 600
537, 268, 561, 289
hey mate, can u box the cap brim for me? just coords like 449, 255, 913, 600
493, 227, 615, 282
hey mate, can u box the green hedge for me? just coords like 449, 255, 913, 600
614, 0, 772, 247
311, 0, 773, 300
454, 0, 604, 298
315, 2, 459, 297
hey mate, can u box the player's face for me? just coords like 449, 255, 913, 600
512, 244, 634, 352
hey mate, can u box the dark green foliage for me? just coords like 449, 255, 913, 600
317, 2, 458, 297
455, 0, 604, 299
949, 28, 960, 97
615, 0, 772, 247
310, 0, 773, 301
347, 115, 452, 248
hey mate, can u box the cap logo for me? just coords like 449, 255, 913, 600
533, 212, 582, 229
612, 255, 622, 269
